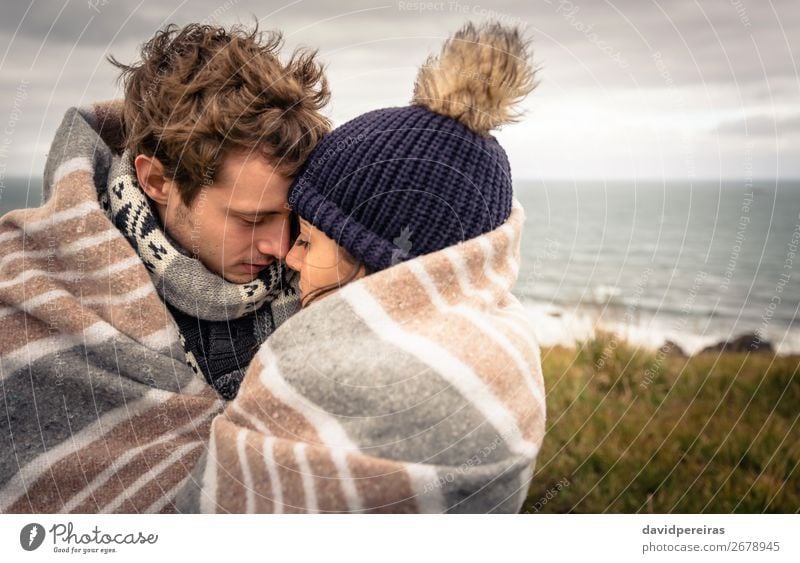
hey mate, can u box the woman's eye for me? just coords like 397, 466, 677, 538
294, 238, 309, 248
241, 218, 262, 226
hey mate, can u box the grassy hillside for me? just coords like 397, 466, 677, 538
522, 330, 799, 513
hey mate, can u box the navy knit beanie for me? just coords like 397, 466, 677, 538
288, 21, 537, 272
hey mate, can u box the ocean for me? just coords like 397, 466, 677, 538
2, 176, 798, 355
514, 180, 800, 356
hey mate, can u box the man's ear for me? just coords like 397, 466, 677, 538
134, 154, 175, 206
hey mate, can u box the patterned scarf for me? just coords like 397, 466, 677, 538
103, 149, 300, 325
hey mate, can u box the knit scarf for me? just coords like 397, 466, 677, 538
104, 149, 300, 324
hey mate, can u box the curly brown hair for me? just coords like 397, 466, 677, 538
108, 22, 331, 206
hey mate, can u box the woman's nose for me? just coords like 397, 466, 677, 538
284, 245, 303, 272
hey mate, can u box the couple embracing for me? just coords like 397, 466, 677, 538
0, 20, 545, 513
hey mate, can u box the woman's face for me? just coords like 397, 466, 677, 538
285, 217, 365, 302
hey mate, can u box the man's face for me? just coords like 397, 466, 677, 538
156, 151, 293, 284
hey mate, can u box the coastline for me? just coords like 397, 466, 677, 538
522, 299, 800, 358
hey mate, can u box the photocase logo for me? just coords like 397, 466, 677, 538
390, 226, 414, 266
20, 523, 45, 551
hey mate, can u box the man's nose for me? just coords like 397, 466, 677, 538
255, 219, 290, 259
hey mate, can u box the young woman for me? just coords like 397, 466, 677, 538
177, 21, 547, 514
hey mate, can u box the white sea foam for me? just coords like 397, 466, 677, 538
521, 300, 800, 356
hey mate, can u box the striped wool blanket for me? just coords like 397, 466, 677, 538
175, 201, 547, 513
0, 101, 223, 513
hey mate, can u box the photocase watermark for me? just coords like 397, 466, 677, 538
640, 269, 708, 389
594, 267, 653, 371
729, 0, 752, 29
20, 521, 158, 554
188, 165, 215, 259
0, 79, 29, 206
753, 212, 799, 348
288, 133, 367, 208
720, 141, 754, 293
397, 1, 528, 27
448, 2, 527, 28
525, 476, 570, 513
87, 0, 110, 13
46, 219, 72, 387
143, 360, 176, 431
420, 433, 506, 494
397, 1, 446, 12
20, 523, 46, 551
201, 0, 240, 26
390, 226, 415, 266
520, 236, 560, 288
546, 0, 630, 70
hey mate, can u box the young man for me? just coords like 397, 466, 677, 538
104, 23, 331, 399
0, 23, 331, 512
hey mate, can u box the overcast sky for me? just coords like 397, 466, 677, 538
0, 0, 798, 182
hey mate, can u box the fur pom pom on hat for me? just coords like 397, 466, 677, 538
413, 21, 537, 136
288, 21, 538, 273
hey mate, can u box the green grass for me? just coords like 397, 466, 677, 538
522, 330, 800, 513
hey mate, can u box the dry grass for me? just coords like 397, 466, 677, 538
522, 330, 800, 513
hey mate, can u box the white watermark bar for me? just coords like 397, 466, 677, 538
1, 514, 797, 561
